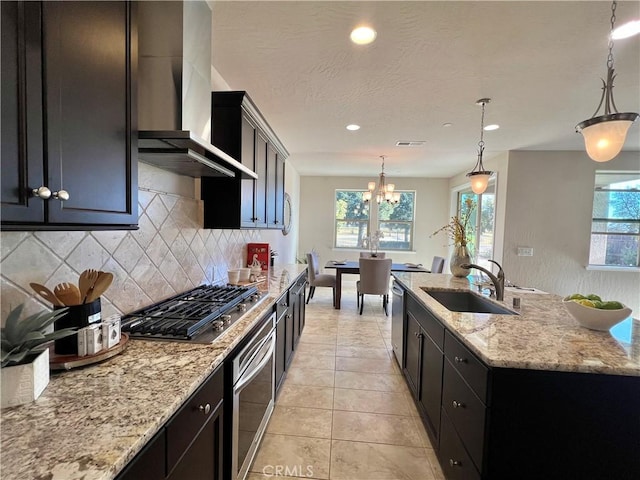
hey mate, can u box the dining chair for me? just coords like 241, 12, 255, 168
357, 257, 393, 315
306, 252, 336, 307
430, 256, 446, 274
359, 252, 386, 258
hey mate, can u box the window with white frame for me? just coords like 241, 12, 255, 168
334, 190, 415, 251
589, 172, 640, 268
457, 183, 495, 269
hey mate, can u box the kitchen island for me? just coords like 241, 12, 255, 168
393, 272, 639, 480
0, 265, 307, 480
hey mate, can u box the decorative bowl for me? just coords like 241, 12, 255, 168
563, 300, 632, 331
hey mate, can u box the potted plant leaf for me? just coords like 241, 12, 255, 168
1, 304, 75, 408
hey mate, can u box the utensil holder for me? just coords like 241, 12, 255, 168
54, 299, 102, 354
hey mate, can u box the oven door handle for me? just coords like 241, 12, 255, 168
234, 334, 275, 394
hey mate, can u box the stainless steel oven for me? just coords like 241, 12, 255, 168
232, 313, 276, 480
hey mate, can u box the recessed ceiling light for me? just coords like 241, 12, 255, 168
350, 26, 377, 45
611, 20, 640, 39
484, 124, 500, 131
346, 124, 360, 131
442, 123, 453, 128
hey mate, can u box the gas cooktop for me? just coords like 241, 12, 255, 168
120, 284, 265, 343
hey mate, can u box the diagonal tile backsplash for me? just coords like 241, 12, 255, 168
0, 189, 261, 323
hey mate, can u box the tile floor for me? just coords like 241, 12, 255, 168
246, 279, 445, 480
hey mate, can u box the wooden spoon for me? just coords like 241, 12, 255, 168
30, 282, 65, 307
79, 269, 99, 304
53, 282, 82, 306
86, 272, 114, 303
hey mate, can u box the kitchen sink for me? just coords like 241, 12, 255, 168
421, 289, 517, 315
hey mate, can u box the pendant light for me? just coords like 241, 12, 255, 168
364, 155, 400, 204
576, 1, 639, 162
466, 98, 493, 195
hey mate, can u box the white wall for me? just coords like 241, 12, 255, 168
502, 151, 640, 313
298, 175, 450, 267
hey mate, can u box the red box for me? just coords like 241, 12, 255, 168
247, 243, 269, 271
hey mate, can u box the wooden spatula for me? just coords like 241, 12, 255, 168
30, 282, 65, 307
53, 282, 82, 306
86, 272, 114, 303
79, 269, 99, 304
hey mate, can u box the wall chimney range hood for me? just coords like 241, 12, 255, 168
137, 1, 256, 180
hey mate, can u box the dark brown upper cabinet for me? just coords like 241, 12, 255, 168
202, 91, 288, 230
1, 1, 138, 231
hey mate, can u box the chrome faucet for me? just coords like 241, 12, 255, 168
460, 260, 505, 301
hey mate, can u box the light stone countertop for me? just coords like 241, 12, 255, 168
393, 272, 640, 377
0, 264, 308, 480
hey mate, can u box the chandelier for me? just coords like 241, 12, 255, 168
576, 1, 639, 162
364, 155, 400, 204
466, 98, 493, 195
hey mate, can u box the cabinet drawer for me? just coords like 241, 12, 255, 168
444, 330, 488, 402
407, 294, 444, 349
166, 366, 224, 472
276, 292, 289, 320
442, 360, 486, 471
439, 408, 481, 480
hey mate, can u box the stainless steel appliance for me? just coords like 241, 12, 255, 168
120, 284, 264, 343
391, 280, 405, 367
232, 313, 275, 480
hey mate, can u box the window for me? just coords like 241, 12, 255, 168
589, 172, 640, 268
457, 184, 495, 269
334, 190, 415, 251
335, 190, 369, 248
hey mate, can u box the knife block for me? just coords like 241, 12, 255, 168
53, 299, 102, 355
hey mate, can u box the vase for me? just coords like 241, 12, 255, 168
450, 244, 472, 277
1, 349, 50, 408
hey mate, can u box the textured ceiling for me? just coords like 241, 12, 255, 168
211, 1, 640, 178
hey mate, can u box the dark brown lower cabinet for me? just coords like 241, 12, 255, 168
275, 292, 289, 392
116, 429, 166, 480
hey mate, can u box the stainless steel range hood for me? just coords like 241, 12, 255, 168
137, 1, 256, 179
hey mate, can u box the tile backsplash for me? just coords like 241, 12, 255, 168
1, 188, 260, 323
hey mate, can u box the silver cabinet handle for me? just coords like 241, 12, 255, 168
454, 356, 467, 363
449, 459, 461, 467
198, 403, 211, 415
52, 190, 69, 201
285, 314, 292, 319
452, 400, 464, 408
32, 186, 51, 199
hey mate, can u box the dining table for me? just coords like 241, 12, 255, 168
324, 260, 430, 309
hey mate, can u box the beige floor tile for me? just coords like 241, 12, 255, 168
336, 335, 388, 349
403, 391, 421, 417
250, 433, 331, 479
335, 356, 400, 375
284, 367, 335, 387
299, 333, 337, 345
335, 345, 391, 360
425, 447, 446, 480
303, 324, 339, 335
267, 405, 333, 438
333, 388, 414, 416
330, 440, 436, 480
335, 370, 406, 392
277, 384, 334, 410
289, 353, 336, 371
411, 415, 435, 449
294, 342, 337, 357
332, 411, 424, 447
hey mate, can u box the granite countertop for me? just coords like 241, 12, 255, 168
0, 264, 307, 480
394, 272, 639, 377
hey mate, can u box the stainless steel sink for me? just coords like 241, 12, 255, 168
421, 289, 517, 315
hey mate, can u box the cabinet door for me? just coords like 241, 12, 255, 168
116, 428, 166, 480
253, 132, 268, 227
265, 144, 278, 227
240, 115, 256, 227
285, 291, 294, 367
290, 284, 301, 349
1, 1, 45, 223
404, 312, 422, 398
274, 154, 285, 227
42, 1, 137, 226
420, 332, 443, 443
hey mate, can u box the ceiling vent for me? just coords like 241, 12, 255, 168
395, 141, 426, 147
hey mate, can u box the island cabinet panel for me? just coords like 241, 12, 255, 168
275, 291, 289, 392
403, 292, 444, 445
1, 0, 138, 230
204, 91, 288, 230
116, 429, 166, 480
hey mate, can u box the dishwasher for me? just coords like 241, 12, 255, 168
391, 280, 405, 367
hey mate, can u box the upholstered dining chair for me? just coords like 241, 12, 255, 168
356, 257, 393, 315
306, 252, 336, 307
430, 256, 446, 274
359, 252, 386, 258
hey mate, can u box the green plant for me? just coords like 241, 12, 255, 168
1, 304, 75, 367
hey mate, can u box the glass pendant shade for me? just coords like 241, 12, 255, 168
468, 172, 491, 194
577, 114, 638, 162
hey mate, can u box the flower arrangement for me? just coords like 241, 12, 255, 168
432, 198, 476, 246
